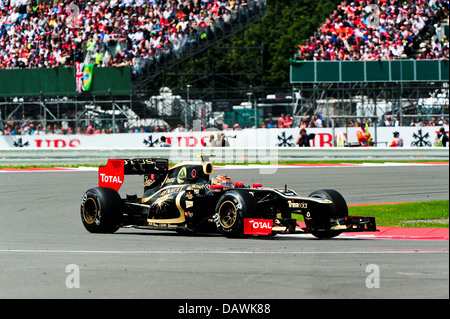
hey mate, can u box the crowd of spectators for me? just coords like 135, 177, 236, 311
0, 120, 167, 135
336, 114, 449, 127
0, 120, 210, 135
297, 0, 449, 61
404, 115, 449, 126
3, 114, 447, 136
0, 0, 262, 70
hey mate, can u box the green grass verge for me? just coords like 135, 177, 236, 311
348, 200, 449, 228
292, 200, 449, 228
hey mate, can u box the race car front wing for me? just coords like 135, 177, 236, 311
244, 215, 377, 236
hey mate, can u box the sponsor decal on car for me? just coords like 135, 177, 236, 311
288, 201, 308, 209
243, 218, 273, 235
98, 159, 124, 191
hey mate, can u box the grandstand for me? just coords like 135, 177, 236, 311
291, 0, 449, 127
0, 0, 267, 131
0, 0, 448, 134
295, 0, 449, 61
0, 0, 266, 71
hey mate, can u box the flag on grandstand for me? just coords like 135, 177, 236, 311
75, 62, 84, 93
75, 63, 94, 93
82, 64, 94, 91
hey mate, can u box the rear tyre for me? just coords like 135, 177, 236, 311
81, 187, 123, 233
214, 190, 257, 237
308, 189, 348, 239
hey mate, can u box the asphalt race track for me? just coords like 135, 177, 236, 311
0, 164, 448, 299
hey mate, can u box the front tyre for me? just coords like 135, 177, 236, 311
308, 189, 348, 239
214, 190, 257, 237
81, 187, 123, 233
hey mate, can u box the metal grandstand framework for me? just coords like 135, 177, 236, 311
133, 0, 267, 93
291, 81, 449, 127
129, 0, 267, 126
0, 0, 268, 132
131, 0, 268, 128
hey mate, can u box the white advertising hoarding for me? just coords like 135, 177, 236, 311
0, 127, 448, 149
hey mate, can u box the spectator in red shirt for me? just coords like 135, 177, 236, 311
278, 113, 286, 128
284, 115, 294, 128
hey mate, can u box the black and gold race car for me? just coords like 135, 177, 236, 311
80, 158, 376, 239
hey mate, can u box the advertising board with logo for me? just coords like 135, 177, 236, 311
0, 127, 448, 149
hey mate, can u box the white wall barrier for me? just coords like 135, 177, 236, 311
0, 127, 448, 165
1, 126, 448, 149
0, 147, 448, 166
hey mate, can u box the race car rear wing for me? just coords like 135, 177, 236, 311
123, 158, 169, 175
99, 158, 169, 191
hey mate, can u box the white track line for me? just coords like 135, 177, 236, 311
0, 249, 447, 255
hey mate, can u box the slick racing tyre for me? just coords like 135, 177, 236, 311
308, 189, 348, 239
214, 190, 257, 237
81, 187, 123, 233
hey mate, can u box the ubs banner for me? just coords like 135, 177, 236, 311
0, 127, 448, 149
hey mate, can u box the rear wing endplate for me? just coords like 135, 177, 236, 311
99, 158, 169, 191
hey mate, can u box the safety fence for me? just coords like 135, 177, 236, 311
0, 147, 447, 166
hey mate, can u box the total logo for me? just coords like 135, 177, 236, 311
98, 159, 125, 192
244, 218, 273, 235
249, 220, 272, 229
99, 173, 123, 184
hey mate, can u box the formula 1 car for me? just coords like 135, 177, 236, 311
80, 158, 376, 239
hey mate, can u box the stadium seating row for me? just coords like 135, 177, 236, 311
296, 0, 449, 61
0, 0, 263, 70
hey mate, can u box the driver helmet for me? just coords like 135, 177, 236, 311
212, 174, 233, 189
